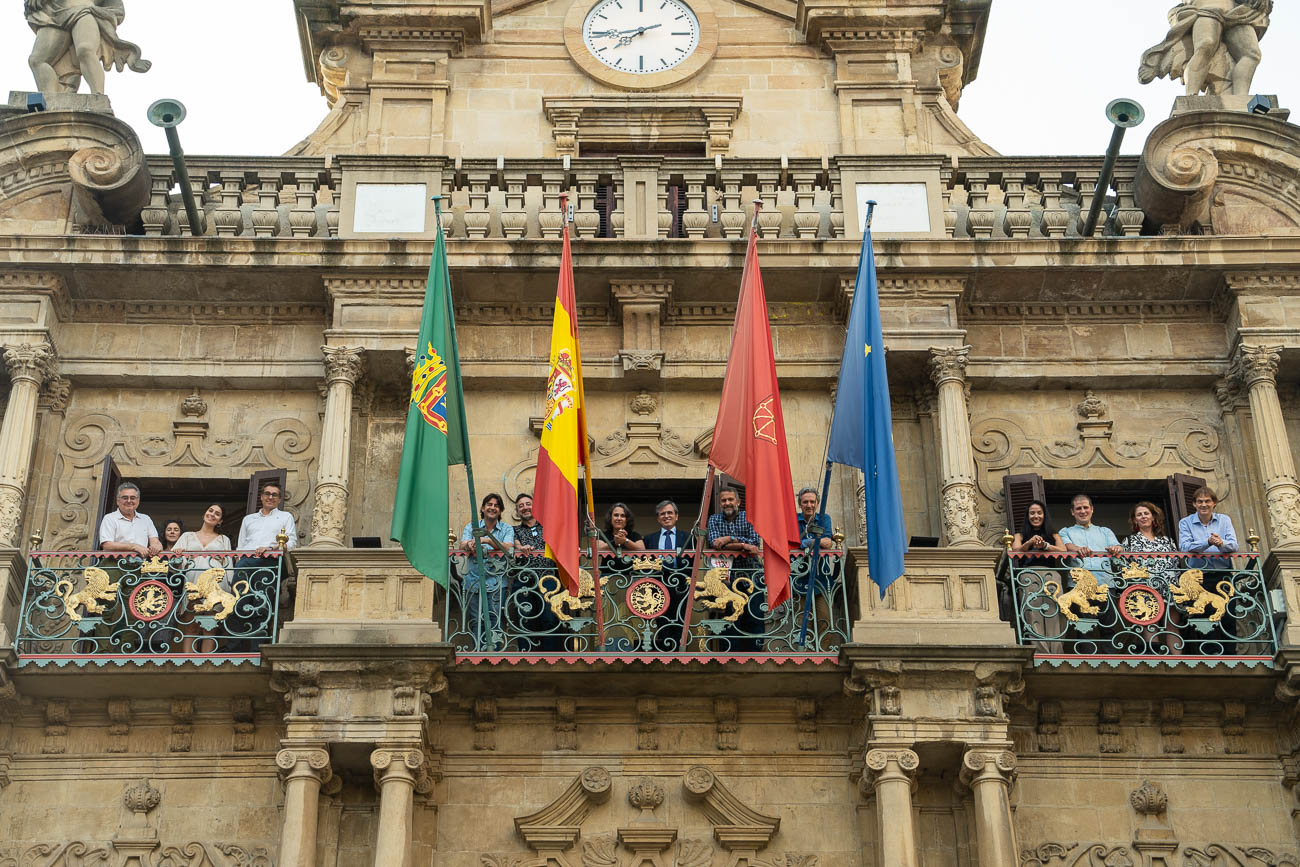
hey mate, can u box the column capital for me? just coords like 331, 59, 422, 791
276, 747, 332, 784
1235, 343, 1282, 387
928, 345, 970, 387
371, 746, 433, 793
321, 344, 365, 387
959, 748, 1017, 788
863, 747, 919, 789
3, 342, 55, 387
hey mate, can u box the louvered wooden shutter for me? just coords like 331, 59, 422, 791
1002, 473, 1046, 535
1166, 472, 1208, 522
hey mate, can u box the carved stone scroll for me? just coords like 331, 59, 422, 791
681, 766, 779, 852
515, 767, 613, 853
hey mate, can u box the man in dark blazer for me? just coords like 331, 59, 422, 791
643, 500, 690, 651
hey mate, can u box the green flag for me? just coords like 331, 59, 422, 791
391, 205, 469, 585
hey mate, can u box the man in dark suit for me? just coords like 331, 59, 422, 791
643, 500, 690, 651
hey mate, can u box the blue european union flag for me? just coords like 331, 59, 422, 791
826, 220, 906, 596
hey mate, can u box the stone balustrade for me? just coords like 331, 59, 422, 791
133, 154, 1147, 241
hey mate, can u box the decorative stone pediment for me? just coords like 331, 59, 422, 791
542, 96, 743, 157
500, 768, 784, 867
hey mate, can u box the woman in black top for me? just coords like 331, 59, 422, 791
597, 502, 646, 552
1012, 500, 1064, 553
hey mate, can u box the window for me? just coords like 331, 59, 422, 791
1002, 471, 1207, 539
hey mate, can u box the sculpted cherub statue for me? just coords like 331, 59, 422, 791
25, 0, 151, 95
1138, 0, 1272, 97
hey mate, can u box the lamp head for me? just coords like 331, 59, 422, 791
1105, 98, 1145, 129
146, 98, 186, 128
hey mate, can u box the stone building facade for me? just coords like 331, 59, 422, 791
1, 0, 1300, 865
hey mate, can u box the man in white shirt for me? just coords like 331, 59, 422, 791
237, 482, 298, 557
98, 481, 162, 558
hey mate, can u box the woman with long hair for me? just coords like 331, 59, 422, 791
1012, 500, 1064, 553
597, 502, 646, 552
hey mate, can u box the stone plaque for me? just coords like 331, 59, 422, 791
352, 183, 427, 234
855, 182, 931, 233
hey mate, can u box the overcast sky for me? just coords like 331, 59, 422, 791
0, 0, 1295, 156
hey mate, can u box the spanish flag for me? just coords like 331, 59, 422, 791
533, 208, 592, 595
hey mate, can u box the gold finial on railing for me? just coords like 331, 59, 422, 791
449, 529, 457, 548
832, 527, 845, 547
1001, 528, 1014, 551
29, 530, 41, 550
276, 527, 290, 551
1248, 528, 1260, 552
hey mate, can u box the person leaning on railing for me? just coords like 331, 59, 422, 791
98, 481, 163, 559
1012, 499, 1064, 553
706, 487, 764, 652
458, 492, 514, 649
174, 503, 232, 584
596, 503, 646, 553
1059, 492, 1124, 585
1122, 501, 1178, 577
796, 488, 833, 550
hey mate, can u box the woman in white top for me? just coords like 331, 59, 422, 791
173, 504, 232, 585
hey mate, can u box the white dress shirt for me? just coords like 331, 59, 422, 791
238, 508, 298, 550
98, 509, 159, 548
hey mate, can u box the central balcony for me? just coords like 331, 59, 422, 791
444, 549, 851, 662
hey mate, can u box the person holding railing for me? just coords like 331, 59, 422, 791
706, 487, 764, 652
1060, 493, 1123, 584
1122, 501, 1178, 577
458, 492, 513, 649
98, 481, 162, 559
796, 488, 833, 551
174, 504, 231, 579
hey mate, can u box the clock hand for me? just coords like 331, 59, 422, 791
619, 23, 662, 35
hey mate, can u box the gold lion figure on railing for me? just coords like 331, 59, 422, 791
55, 566, 119, 621
1171, 569, 1234, 621
696, 567, 754, 623
184, 567, 249, 621
1042, 568, 1109, 622
538, 569, 606, 621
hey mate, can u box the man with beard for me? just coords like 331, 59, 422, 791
706, 487, 764, 652
512, 493, 562, 652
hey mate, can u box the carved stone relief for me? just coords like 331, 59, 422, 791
971, 408, 1225, 544
50, 410, 315, 549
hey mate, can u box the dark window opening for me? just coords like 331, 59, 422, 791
579, 142, 706, 158
1003, 471, 1207, 541
666, 180, 686, 238
589, 478, 707, 537
595, 179, 615, 238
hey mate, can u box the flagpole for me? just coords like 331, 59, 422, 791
677, 465, 715, 652
561, 192, 606, 649
435, 194, 490, 650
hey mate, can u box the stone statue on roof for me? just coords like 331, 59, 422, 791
25, 0, 151, 95
1138, 0, 1271, 97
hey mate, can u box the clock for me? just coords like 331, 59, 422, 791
563, 0, 718, 90
582, 0, 700, 75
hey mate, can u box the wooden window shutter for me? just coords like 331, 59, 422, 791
1166, 472, 1208, 522
1002, 472, 1045, 535
91, 454, 122, 549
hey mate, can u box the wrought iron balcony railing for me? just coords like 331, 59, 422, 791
445, 548, 850, 661
999, 551, 1280, 668
15, 551, 285, 666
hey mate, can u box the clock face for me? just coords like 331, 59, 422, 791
582, 0, 701, 74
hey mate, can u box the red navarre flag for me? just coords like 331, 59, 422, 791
708, 221, 801, 608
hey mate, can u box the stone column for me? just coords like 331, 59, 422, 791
1237, 345, 1300, 547
928, 347, 981, 546
0, 343, 54, 546
371, 747, 431, 867
311, 345, 365, 547
863, 748, 920, 867
960, 748, 1018, 866
275, 747, 332, 867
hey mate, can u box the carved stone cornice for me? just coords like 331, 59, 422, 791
322, 345, 365, 387
275, 747, 332, 785
3, 342, 55, 387
611, 281, 673, 313
1224, 272, 1300, 294
1236, 343, 1282, 388
70, 300, 328, 325
962, 300, 1213, 322
959, 748, 1017, 789
928, 345, 969, 387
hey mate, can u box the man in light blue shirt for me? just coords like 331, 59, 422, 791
459, 492, 514, 647
1059, 493, 1123, 585
1177, 486, 1237, 564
